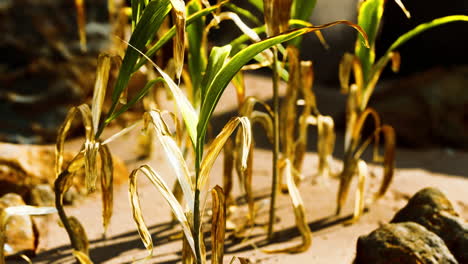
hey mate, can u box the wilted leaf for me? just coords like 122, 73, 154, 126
91, 54, 112, 132
198, 21, 368, 152
170, 0, 187, 79
145, 111, 194, 210
264, 159, 311, 253
373, 125, 396, 201
198, 117, 251, 189
263, 0, 293, 37
130, 165, 196, 257
211, 186, 226, 264
99, 144, 113, 234
73, 250, 93, 264
350, 160, 368, 223
316, 116, 336, 178
68, 216, 90, 256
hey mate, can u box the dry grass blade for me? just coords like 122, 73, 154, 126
99, 144, 113, 234
91, 54, 112, 132
130, 165, 196, 257
198, 117, 251, 189
74, 0, 87, 52
170, 0, 187, 79
211, 186, 226, 264
145, 111, 194, 210
264, 159, 311, 253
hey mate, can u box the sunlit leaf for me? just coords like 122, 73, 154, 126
225, 3, 262, 25
200, 45, 232, 102
211, 186, 226, 264
4, 206, 57, 216
393, 0, 411, 18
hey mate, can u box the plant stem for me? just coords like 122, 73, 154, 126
193, 140, 203, 264
267, 47, 280, 239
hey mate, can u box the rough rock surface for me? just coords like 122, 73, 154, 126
354, 222, 458, 264
0, 142, 128, 205
0, 193, 36, 257
392, 187, 468, 263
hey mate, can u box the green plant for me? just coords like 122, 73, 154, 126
338, 0, 468, 222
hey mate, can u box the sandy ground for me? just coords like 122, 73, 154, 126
11, 74, 468, 264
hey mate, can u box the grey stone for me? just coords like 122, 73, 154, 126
392, 187, 468, 263
354, 222, 458, 264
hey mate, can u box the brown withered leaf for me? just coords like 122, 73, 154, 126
170, 0, 187, 80
99, 144, 113, 234
211, 186, 226, 264
263, 0, 293, 36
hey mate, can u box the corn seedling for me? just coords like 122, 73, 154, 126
338, 0, 468, 222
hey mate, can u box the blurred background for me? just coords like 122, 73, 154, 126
0, 0, 467, 147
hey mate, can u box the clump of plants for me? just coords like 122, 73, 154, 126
1, 0, 466, 263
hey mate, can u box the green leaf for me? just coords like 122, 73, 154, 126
289, 0, 317, 47
105, 78, 164, 124
355, 0, 384, 83
187, 0, 207, 107
109, 0, 171, 118
226, 3, 262, 26
386, 15, 468, 55
200, 46, 232, 103
247, 0, 264, 12
134, 2, 228, 71
197, 21, 368, 149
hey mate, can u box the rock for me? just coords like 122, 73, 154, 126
354, 222, 458, 264
392, 187, 468, 263
0, 142, 128, 205
0, 193, 37, 257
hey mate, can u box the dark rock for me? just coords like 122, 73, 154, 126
354, 222, 458, 264
392, 187, 468, 263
